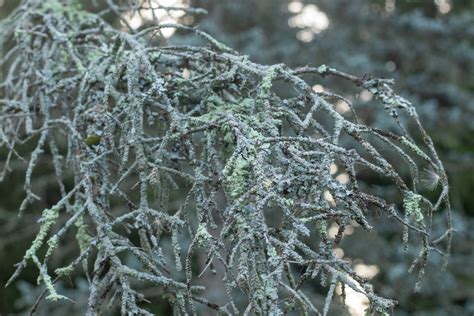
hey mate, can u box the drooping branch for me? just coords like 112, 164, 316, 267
0, 0, 452, 314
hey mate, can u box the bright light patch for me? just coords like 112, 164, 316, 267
385, 60, 396, 72
336, 283, 370, 316
345, 225, 354, 235
330, 163, 338, 175
126, 13, 145, 29
435, 0, 452, 14
334, 247, 344, 258
324, 190, 336, 207
296, 30, 314, 42
355, 263, 380, 279
385, 0, 396, 13
336, 173, 350, 184
289, 4, 329, 42
182, 68, 190, 79
328, 223, 339, 238
328, 223, 355, 239
335, 100, 350, 114
312, 84, 324, 93
122, 0, 186, 37
359, 90, 373, 102
288, 1, 303, 13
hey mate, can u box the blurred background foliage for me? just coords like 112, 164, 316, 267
1, 0, 473, 315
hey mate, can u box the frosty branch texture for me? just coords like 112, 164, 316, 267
0, 0, 452, 314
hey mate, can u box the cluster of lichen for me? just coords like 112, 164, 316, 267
404, 191, 424, 223
0, 0, 452, 314
19, 206, 69, 301
400, 136, 431, 161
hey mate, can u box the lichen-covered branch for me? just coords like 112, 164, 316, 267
0, 0, 452, 314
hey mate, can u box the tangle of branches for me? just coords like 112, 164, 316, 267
0, 0, 452, 314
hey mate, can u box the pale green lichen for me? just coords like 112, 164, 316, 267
400, 136, 431, 161
198, 31, 233, 52
22, 206, 69, 302
316, 219, 328, 236
404, 191, 424, 223
55, 265, 75, 277
75, 215, 92, 253
195, 223, 212, 247
32, 256, 68, 302
44, 275, 68, 301
171, 228, 182, 271
223, 153, 254, 200
262, 276, 279, 301
41, 0, 96, 27
266, 245, 279, 267
317, 64, 328, 74
365, 306, 390, 316
0, 0, 451, 313
235, 212, 252, 234
46, 235, 59, 258
260, 66, 279, 94
25, 206, 60, 260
